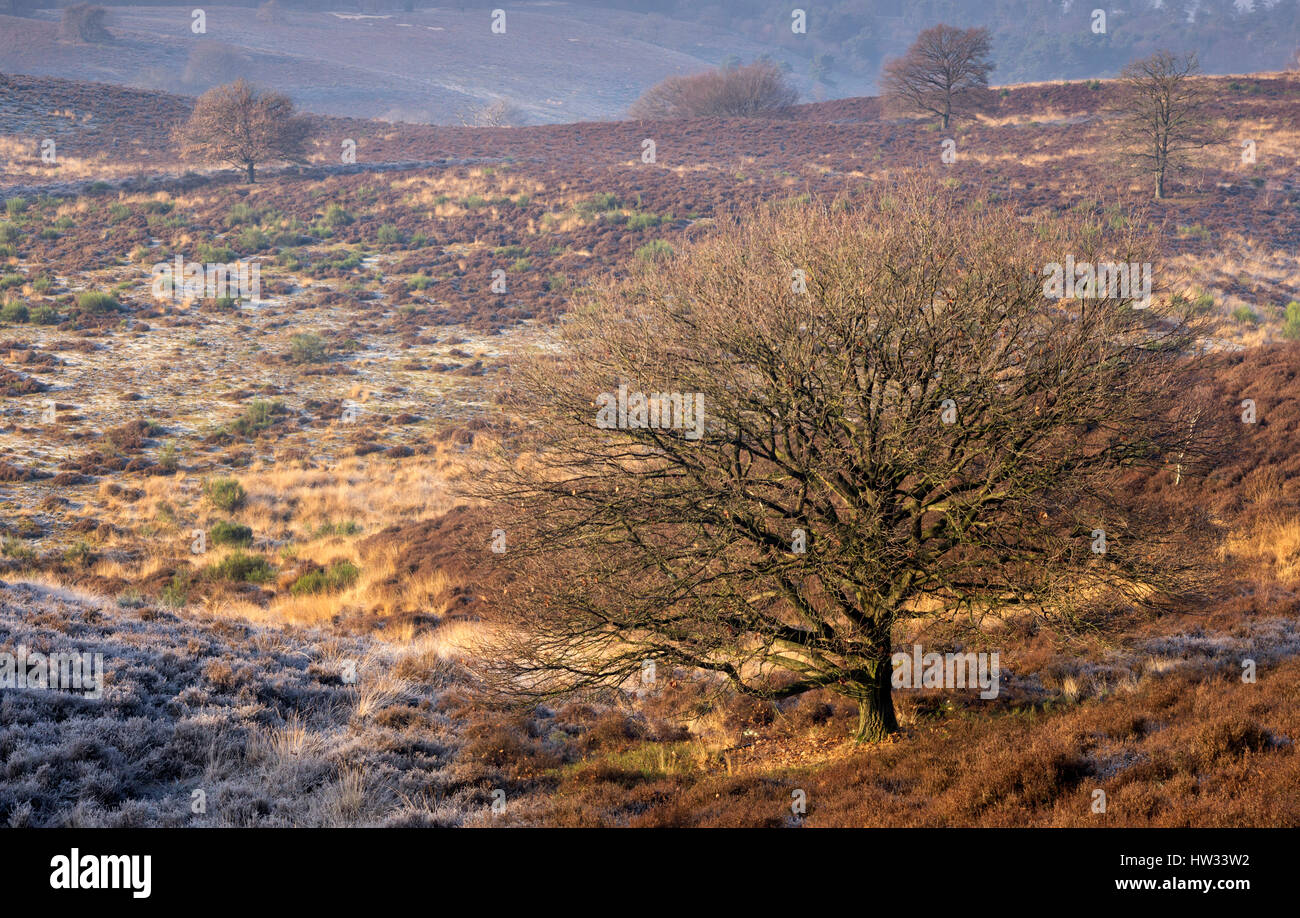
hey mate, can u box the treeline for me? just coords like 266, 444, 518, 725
6, 0, 1297, 84
597, 0, 1300, 84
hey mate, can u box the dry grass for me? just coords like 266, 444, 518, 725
1223, 513, 1300, 583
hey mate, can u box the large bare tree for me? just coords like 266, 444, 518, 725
1110, 50, 1220, 200
881, 24, 994, 129
174, 79, 311, 183
476, 179, 1219, 743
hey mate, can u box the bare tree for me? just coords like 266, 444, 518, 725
629, 60, 798, 119
881, 24, 994, 129
458, 98, 527, 127
1110, 51, 1220, 200
59, 4, 111, 43
174, 80, 311, 183
475, 178, 1220, 743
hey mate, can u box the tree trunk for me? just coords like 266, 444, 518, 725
246, 161, 256, 184
850, 655, 899, 743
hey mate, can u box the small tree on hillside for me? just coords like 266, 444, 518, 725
1110, 51, 1220, 200
881, 24, 994, 128
174, 79, 310, 183
459, 98, 527, 127
59, 4, 112, 43
476, 179, 1219, 743
629, 60, 798, 119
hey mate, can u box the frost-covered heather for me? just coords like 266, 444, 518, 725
0, 580, 488, 827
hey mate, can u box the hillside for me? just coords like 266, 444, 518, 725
0, 58, 1298, 830
0, 4, 818, 124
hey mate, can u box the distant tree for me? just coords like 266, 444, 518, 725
1110, 50, 1220, 200
59, 4, 112, 43
459, 98, 528, 127
183, 42, 253, 90
629, 60, 798, 119
809, 52, 836, 86
881, 24, 994, 129
174, 80, 311, 183
475, 180, 1218, 743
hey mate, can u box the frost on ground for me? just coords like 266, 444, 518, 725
0, 580, 489, 827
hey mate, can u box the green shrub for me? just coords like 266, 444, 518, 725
1283, 301, 1300, 341
0, 223, 22, 244
157, 440, 180, 472
626, 212, 663, 230
375, 223, 403, 244
323, 204, 353, 227
577, 192, 621, 214
229, 399, 286, 436
225, 202, 262, 226
207, 551, 273, 583
634, 239, 674, 262
313, 520, 362, 537
29, 305, 59, 325
289, 332, 327, 364
160, 570, 192, 608
290, 560, 360, 595
204, 477, 246, 512
1, 537, 35, 562
0, 300, 28, 323
196, 243, 236, 263
1231, 306, 1258, 324
5, 197, 27, 217
236, 226, 270, 252
62, 541, 94, 568
210, 520, 254, 547
76, 290, 121, 313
